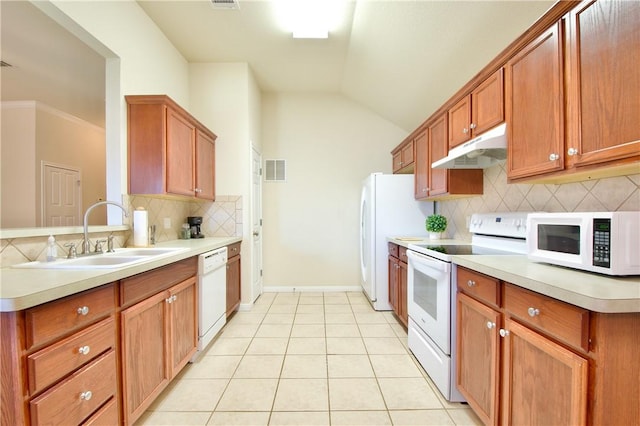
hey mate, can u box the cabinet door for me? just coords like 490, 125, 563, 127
121, 291, 170, 424
388, 255, 399, 314
566, 0, 640, 168
457, 293, 500, 426
501, 318, 588, 426
448, 94, 471, 149
506, 22, 565, 180
166, 108, 196, 196
226, 254, 241, 317
401, 140, 414, 166
195, 129, 216, 200
168, 277, 198, 377
398, 260, 408, 327
472, 68, 504, 136
428, 114, 448, 197
392, 151, 403, 173
413, 129, 429, 199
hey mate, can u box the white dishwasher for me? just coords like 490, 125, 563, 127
193, 246, 228, 359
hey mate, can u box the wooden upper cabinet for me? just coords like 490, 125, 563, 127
506, 22, 565, 180
166, 108, 196, 197
449, 69, 504, 150
127, 95, 217, 200
566, 0, 640, 169
392, 138, 415, 173
428, 114, 448, 198
195, 129, 216, 200
413, 129, 429, 198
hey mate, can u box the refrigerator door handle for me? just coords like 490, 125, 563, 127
359, 185, 367, 282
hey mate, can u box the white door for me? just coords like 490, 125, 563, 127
42, 163, 81, 226
251, 146, 263, 302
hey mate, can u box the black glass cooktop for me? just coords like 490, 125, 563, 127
413, 244, 517, 256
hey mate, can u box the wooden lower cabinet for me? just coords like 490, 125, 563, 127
501, 318, 587, 425
457, 267, 638, 425
226, 242, 241, 317
387, 243, 408, 327
121, 276, 197, 425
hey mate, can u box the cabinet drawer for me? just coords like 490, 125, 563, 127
388, 243, 399, 258
399, 247, 408, 263
81, 397, 118, 426
30, 350, 117, 426
27, 317, 115, 395
120, 257, 197, 307
457, 267, 500, 307
504, 283, 589, 352
25, 284, 115, 350
227, 242, 241, 258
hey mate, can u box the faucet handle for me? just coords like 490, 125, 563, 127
107, 234, 115, 253
94, 239, 107, 253
64, 243, 77, 259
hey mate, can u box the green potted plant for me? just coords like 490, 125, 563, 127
426, 214, 447, 240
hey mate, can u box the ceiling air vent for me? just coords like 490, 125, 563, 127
210, 0, 239, 10
264, 159, 286, 182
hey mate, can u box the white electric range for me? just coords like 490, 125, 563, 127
405, 212, 529, 402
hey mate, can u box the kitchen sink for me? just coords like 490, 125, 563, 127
13, 247, 188, 269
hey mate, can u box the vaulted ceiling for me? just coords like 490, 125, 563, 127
1, 0, 555, 133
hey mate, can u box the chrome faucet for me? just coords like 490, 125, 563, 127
82, 201, 128, 254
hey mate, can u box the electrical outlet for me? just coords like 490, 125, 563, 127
163, 217, 171, 229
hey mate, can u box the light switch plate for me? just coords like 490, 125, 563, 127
163, 217, 171, 229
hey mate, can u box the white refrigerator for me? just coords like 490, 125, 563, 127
359, 173, 434, 310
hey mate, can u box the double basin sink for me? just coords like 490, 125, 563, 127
13, 247, 188, 270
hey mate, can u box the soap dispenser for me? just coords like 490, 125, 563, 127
46, 235, 57, 262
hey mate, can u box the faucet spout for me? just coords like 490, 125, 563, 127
83, 201, 128, 254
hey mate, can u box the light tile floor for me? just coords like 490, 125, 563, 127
136, 291, 482, 426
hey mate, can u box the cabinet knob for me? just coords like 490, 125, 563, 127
166, 295, 177, 304
422, 188, 427, 193
470, 123, 477, 130
499, 329, 510, 338
78, 345, 91, 355
567, 147, 579, 156
486, 321, 496, 329
194, 188, 202, 193
462, 127, 469, 134
527, 307, 540, 317
549, 153, 560, 161
467, 280, 476, 287
80, 391, 93, 401
77, 306, 89, 316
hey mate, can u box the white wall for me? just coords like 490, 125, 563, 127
189, 63, 262, 304
47, 0, 190, 205
261, 93, 407, 289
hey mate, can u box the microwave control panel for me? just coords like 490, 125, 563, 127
592, 218, 611, 268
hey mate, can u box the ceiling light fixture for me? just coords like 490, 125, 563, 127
274, 0, 345, 39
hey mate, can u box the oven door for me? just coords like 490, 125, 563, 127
407, 249, 451, 354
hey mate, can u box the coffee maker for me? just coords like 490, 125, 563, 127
187, 216, 204, 239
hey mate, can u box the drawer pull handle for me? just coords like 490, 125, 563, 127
467, 280, 476, 287
77, 306, 89, 316
78, 345, 91, 355
499, 329, 510, 338
80, 391, 93, 401
486, 321, 496, 329
527, 307, 540, 317
166, 295, 178, 304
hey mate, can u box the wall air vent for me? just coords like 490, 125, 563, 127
264, 159, 286, 182
210, 0, 239, 10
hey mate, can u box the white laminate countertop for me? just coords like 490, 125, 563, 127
388, 237, 640, 313
0, 237, 241, 312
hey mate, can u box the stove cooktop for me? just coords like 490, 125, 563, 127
408, 242, 524, 261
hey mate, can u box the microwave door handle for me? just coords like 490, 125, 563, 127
408, 250, 451, 273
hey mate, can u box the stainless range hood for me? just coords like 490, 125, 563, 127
432, 123, 507, 169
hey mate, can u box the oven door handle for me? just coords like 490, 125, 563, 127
407, 250, 451, 273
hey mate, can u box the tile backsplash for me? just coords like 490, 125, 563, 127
0, 195, 242, 267
439, 165, 639, 241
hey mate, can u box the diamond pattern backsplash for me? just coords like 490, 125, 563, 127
439, 165, 640, 241
0, 195, 242, 266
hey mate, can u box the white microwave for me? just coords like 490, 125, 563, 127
527, 212, 640, 276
